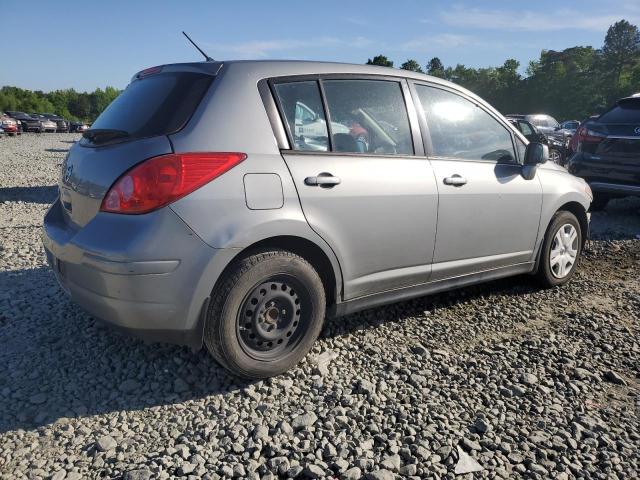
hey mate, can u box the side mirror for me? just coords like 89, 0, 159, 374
522, 142, 548, 180
524, 142, 548, 166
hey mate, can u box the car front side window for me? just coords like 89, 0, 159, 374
416, 85, 516, 163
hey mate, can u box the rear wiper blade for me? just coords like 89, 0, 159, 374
82, 128, 130, 143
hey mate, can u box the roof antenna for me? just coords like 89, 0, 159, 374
182, 31, 214, 61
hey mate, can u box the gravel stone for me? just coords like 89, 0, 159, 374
95, 435, 117, 452
291, 411, 318, 430
603, 369, 627, 385
123, 468, 152, 480
365, 469, 395, 480
342, 466, 362, 479
0, 134, 638, 480
454, 446, 484, 474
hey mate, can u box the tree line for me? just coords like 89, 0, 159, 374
367, 19, 640, 121
0, 86, 121, 122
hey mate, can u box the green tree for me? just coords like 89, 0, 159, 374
426, 57, 446, 78
400, 59, 423, 73
602, 20, 640, 100
366, 55, 393, 67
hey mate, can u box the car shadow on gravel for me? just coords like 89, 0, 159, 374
0, 263, 544, 435
0, 185, 58, 204
45, 148, 70, 153
0, 267, 254, 434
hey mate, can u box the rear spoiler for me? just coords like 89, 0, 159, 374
617, 95, 640, 107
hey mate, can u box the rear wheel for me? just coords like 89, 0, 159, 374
204, 249, 326, 379
536, 211, 582, 287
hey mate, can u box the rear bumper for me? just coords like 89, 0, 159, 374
567, 153, 640, 196
589, 182, 640, 196
42, 199, 238, 348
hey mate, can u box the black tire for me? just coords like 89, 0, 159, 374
204, 249, 326, 379
536, 211, 582, 288
589, 194, 609, 212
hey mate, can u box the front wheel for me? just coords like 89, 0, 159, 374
536, 211, 582, 287
204, 249, 326, 379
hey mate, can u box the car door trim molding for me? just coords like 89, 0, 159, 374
331, 261, 534, 317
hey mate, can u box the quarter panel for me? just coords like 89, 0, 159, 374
535, 166, 591, 252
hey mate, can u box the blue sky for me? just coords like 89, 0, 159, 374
2, 0, 639, 92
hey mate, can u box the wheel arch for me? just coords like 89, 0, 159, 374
557, 201, 589, 249
219, 235, 342, 309
534, 200, 589, 273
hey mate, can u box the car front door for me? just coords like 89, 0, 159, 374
412, 83, 542, 281
272, 77, 438, 300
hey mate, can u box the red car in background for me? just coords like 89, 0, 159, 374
567, 116, 599, 156
0, 114, 19, 136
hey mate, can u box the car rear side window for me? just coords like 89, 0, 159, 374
322, 80, 413, 155
274, 81, 329, 152
416, 85, 516, 163
598, 102, 640, 123
89, 71, 213, 141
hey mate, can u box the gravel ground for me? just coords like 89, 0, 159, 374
0, 133, 638, 480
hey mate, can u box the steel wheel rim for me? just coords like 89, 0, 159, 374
549, 150, 561, 163
549, 223, 578, 279
236, 275, 311, 361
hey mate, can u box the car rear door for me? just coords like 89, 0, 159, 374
411, 82, 542, 280
271, 76, 438, 300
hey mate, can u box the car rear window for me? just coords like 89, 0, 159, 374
599, 102, 640, 123
89, 71, 213, 141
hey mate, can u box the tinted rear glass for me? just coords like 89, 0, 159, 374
599, 103, 640, 123
90, 71, 213, 140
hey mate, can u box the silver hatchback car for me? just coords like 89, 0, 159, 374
43, 60, 592, 378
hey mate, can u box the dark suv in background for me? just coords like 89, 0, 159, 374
567, 95, 640, 210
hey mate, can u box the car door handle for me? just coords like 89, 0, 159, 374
443, 175, 467, 186
304, 173, 341, 187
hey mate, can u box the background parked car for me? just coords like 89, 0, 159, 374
567, 115, 599, 156
559, 119, 580, 135
506, 115, 568, 165
70, 121, 90, 133
42, 113, 69, 132
0, 114, 19, 136
31, 114, 57, 132
567, 95, 640, 210
5, 111, 43, 132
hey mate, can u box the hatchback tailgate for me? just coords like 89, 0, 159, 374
60, 136, 173, 227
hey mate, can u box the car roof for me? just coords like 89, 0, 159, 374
141, 59, 486, 99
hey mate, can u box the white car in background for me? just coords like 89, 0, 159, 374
31, 114, 57, 132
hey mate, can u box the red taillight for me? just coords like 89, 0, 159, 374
100, 152, 246, 214
576, 125, 606, 145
